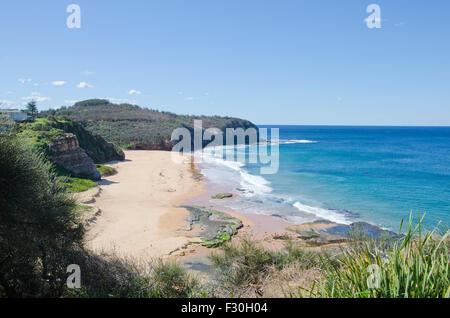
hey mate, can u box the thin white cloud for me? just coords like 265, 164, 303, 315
52, 81, 67, 86
81, 70, 95, 76
104, 97, 137, 105
21, 92, 51, 102
18, 78, 32, 84
184, 97, 194, 101
204, 92, 209, 96
77, 82, 93, 88
64, 100, 77, 105
128, 89, 142, 95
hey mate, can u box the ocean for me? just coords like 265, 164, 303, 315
198, 126, 450, 232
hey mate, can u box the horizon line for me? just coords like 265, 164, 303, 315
256, 124, 450, 128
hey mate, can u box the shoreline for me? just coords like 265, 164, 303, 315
78, 150, 300, 267
79, 150, 396, 270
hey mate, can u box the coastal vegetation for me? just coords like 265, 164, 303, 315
63, 252, 200, 298
96, 164, 117, 177
0, 135, 84, 297
11, 117, 125, 192
209, 238, 323, 296
208, 217, 449, 298
17, 117, 124, 163
313, 215, 449, 298
65, 177, 98, 193
0, 135, 197, 298
39, 99, 258, 149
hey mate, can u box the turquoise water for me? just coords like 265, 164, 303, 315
200, 126, 450, 231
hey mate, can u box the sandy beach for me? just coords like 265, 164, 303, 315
81, 150, 297, 264
84, 150, 208, 258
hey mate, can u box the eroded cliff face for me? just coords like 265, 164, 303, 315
48, 134, 101, 180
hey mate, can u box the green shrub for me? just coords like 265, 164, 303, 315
0, 136, 84, 297
278, 242, 321, 269
210, 238, 278, 288
64, 252, 200, 298
151, 260, 200, 298
210, 237, 322, 290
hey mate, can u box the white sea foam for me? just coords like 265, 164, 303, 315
293, 201, 351, 224
278, 139, 318, 144
200, 146, 272, 196
239, 171, 272, 195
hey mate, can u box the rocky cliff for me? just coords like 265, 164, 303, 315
48, 134, 101, 180
52, 119, 125, 163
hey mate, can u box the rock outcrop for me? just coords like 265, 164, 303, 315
48, 134, 101, 180
286, 220, 399, 246
182, 206, 243, 248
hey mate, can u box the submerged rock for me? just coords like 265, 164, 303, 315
211, 193, 233, 199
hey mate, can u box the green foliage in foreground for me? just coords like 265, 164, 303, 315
313, 214, 449, 298
63, 252, 200, 298
210, 238, 321, 289
0, 136, 198, 298
0, 136, 84, 297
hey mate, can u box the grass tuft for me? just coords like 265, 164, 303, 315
96, 164, 117, 177
313, 213, 449, 298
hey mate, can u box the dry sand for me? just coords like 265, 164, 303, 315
85, 150, 206, 259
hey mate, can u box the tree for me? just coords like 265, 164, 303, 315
26, 100, 38, 119
0, 136, 84, 297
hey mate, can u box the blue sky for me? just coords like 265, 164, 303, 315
0, 0, 449, 125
